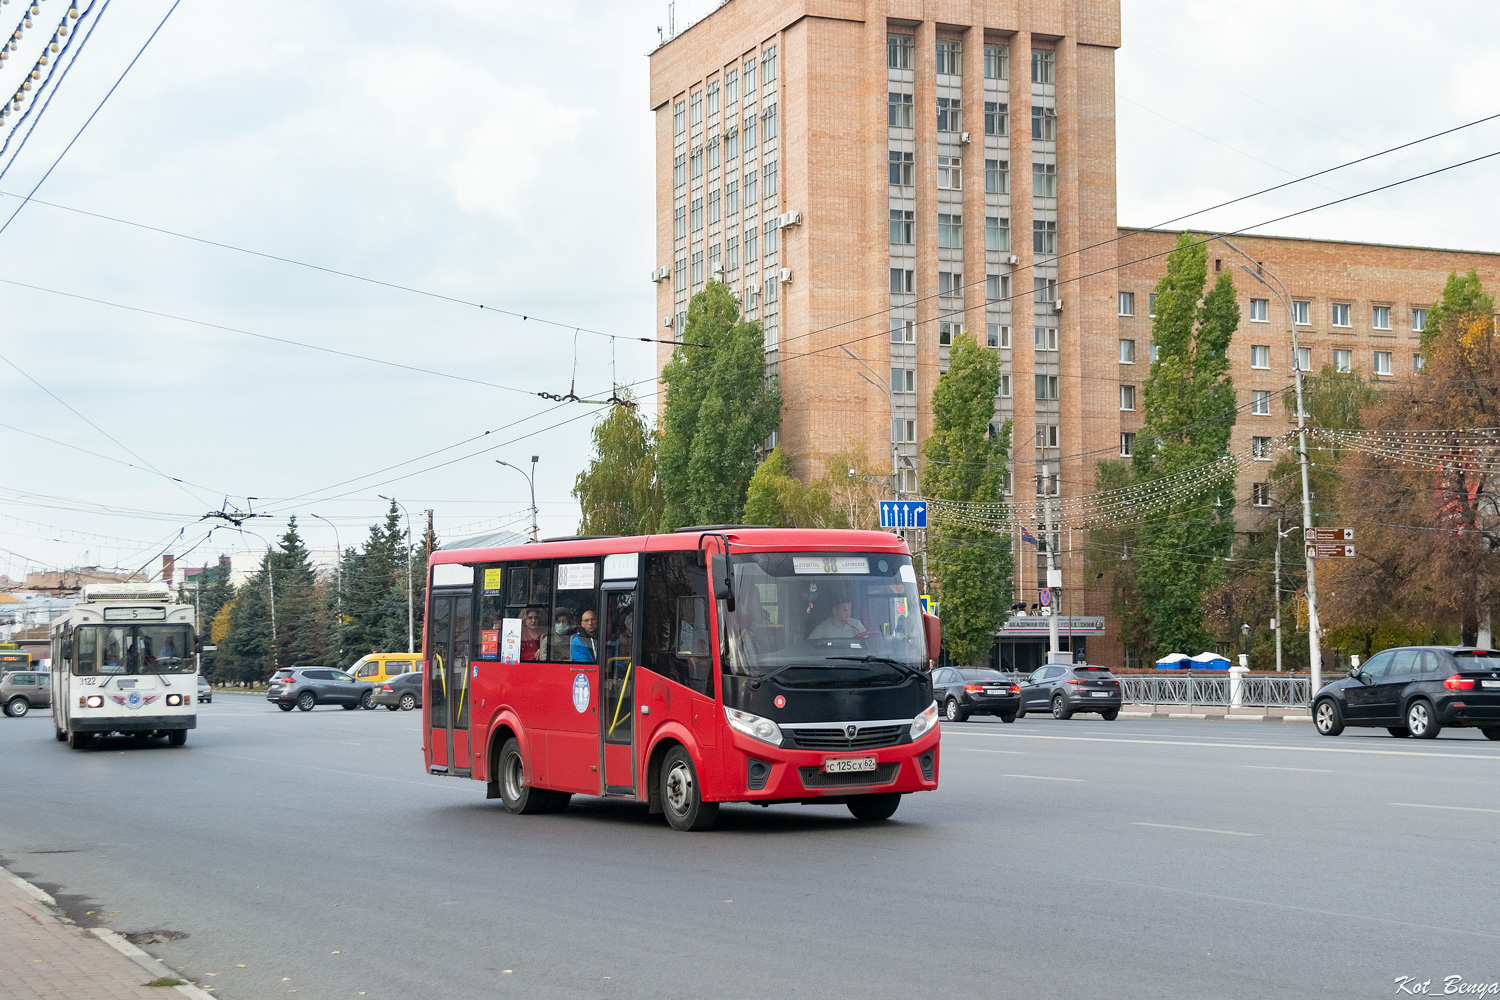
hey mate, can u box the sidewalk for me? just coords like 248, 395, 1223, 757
1120, 703, 1312, 723
0, 865, 212, 1000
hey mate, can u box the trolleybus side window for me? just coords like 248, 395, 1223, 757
642, 552, 714, 696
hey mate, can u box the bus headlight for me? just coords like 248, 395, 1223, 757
85, 695, 104, 709
724, 706, 782, 747
166, 694, 183, 706
910, 701, 938, 741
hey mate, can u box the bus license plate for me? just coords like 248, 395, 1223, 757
824, 756, 877, 773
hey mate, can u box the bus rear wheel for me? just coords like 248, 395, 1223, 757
67, 730, 92, 750
847, 792, 902, 821
661, 745, 718, 832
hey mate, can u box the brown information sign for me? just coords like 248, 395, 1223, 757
1306, 543, 1355, 558
1307, 527, 1354, 542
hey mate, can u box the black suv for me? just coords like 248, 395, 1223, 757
1018, 664, 1122, 720
267, 667, 375, 712
1313, 646, 1500, 739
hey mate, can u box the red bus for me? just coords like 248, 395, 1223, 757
423, 527, 942, 830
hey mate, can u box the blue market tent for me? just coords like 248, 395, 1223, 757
1154, 653, 1192, 670
1190, 652, 1232, 671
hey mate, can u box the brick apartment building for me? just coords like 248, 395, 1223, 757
649, 1, 1500, 667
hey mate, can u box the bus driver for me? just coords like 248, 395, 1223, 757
809, 593, 865, 639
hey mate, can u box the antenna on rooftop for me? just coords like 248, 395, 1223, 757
668, 1, 675, 38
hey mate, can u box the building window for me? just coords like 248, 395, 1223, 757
726, 178, 739, 214
889, 149, 913, 186
1151, 344, 1160, 362
984, 44, 1008, 80
985, 216, 1010, 252
890, 317, 914, 342
1332, 303, 1351, 327
763, 320, 778, 351
690, 251, 703, 285
706, 138, 720, 172
1413, 353, 1424, 372
1033, 220, 1056, 255
887, 34, 914, 70
1296, 346, 1311, 372
690, 197, 703, 232
674, 257, 686, 289
1333, 349, 1351, 373
1034, 276, 1055, 303
725, 129, 738, 160
1036, 374, 1059, 400
676, 309, 687, 335
744, 284, 757, 311
1249, 298, 1268, 322
1031, 106, 1056, 140
1149, 293, 1157, 317
985, 158, 1009, 194
1033, 161, 1056, 197
691, 147, 702, 179
762, 103, 777, 140
691, 91, 703, 125
726, 235, 739, 272
763, 274, 778, 304
1412, 307, 1427, 333
890, 268, 914, 294
1252, 436, 1271, 460
1372, 305, 1391, 330
938, 271, 962, 296
1120, 432, 1135, 457
892, 418, 917, 443
936, 40, 961, 76
673, 152, 686, 188
674, 101, 686, 136
1250, 345, 1270, 369
1119, 384, 1135, 410
1000, 373, 1012, 397
1252, 483, 1271, 507
1034, 326, 1058, 351
986, 273, 1010, 300
708, 243, 721, 279
1374, 351, 1392, 376
1119, 339, 1135, 364
761, 46, 777, 86
889, 209, 914, 245
743, 60, 757, 99
938, 213, 963, 248
987, 323, 1010, 348
744, 225, 757, 262
1031, 49, 1055, 84
673, 204, 686, 239
744, 169, 757, 204
706, 81, 719, 116
887, 91, 914, 128
725, 69, 737, 107
984, 101, 1008, 136
1119, 292, 1135, 317
764, 218, 778, 255
1035, 424, 1059, 449
763, 160, 778, 198
936, 97, 961, 132
1251, 389, 1270, 415
938, 321, 956, 346
1292, 300, 1310, 325
892, 367, 916, 393
744, 112, 757, 149
937, 155, 962, 190
706, 188, 722, 226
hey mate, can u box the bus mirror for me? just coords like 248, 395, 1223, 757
922, 613, 941, 658
711, 554, 736, 613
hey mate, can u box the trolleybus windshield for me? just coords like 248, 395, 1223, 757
722, 551, 928, 686
72, 624, 195, 675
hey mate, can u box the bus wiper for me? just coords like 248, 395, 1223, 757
749, 663, 813, 689
826, 656, 925, 679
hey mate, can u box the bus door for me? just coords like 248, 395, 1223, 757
427, 589, 474, 775
598, 585, 640, 796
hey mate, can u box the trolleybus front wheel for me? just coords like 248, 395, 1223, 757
661, 745, 718, 832
168, 730, 187, 747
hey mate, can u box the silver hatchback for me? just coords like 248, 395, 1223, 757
2, 670, 51, 718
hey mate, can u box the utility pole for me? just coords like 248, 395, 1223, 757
496, 459, 540, 543
1274, 517, 1283, 674
1043, 463, 1061, 664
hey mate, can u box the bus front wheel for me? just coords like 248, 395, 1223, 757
497, 738, 553, 815
168, 730, 187, 747
661, 745, 718, 832
847, 793, 902, 821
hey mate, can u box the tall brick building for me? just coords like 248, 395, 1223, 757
649, 1, 1500, 667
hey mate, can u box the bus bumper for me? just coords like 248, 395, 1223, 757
71, 715, 196, 732
718, 725, 940, 802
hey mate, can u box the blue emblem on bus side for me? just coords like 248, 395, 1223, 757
572, 673, 590, 713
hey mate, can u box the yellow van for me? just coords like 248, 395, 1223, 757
347, 653, 422, 685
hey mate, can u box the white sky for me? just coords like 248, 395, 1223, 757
0, 0, 1497, 579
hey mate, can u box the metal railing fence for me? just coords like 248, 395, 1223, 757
994, 672, 1313, 707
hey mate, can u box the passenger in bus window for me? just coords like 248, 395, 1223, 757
550, 610, 575, 658
571, 610, 599, 663
519, 608, 547, 662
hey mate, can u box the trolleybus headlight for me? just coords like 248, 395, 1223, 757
910, 701, 939, 740
166, 694, 183, 706
724, 706, 782, 747
84, 695, 104, 709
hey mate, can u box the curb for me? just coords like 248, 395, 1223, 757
1119, 710, 1313, 723
0, 863, 213, 1000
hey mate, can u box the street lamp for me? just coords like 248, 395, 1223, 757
496, 457, 540, 543
838, 344, 900, 505
310, 513, 342, 665
1212, 235, 1325, 696
378, 495, 415, 654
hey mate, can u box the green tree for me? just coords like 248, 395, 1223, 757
341, 503, 411, 660
267, 517, 325, 670
922, 333, 1012, 665
1421, 267, 1494, 351
658, 282, 781, 528
1128, 233, 1240, 657
573, 392, 664, 535
742, 445, 844, 528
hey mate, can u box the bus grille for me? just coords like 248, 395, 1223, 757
798, 763, 900, 788
783, 725, 906, 750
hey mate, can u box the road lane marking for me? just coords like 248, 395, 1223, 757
1389, 802, 1500, 814
1133, 822, 1258, 837
939, 731, 1500, 760
1003, 774, 1085, 782
197, 750, 453, 789
1243, 765, 1333, 773
960, 749, 1028, 755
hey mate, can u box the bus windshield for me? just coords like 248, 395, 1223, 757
73, 624, 195, 675
721, 551, 928, 687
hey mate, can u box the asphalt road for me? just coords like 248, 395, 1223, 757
2, 694, 1498, 999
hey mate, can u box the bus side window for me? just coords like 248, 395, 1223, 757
643, 552, 714, 697
554, 561, 599, 663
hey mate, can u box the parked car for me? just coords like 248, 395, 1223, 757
347, 652, 423, 686
266, 667, 375, 712
1018, 664, 1122, 720
371, 670, 423, 712
2, 670, 51, 718
1312, 646, 1500, 740
196, 675, 212, 704
931, 667, 1020, 722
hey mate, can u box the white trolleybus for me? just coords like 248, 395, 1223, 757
50, 583, 199, 749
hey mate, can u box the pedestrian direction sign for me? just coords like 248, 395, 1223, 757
880, 500, 927, 529
1306, 542, 1355, 558
1307, 527, 1354, 542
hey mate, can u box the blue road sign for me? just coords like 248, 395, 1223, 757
880, 500, 928, 529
